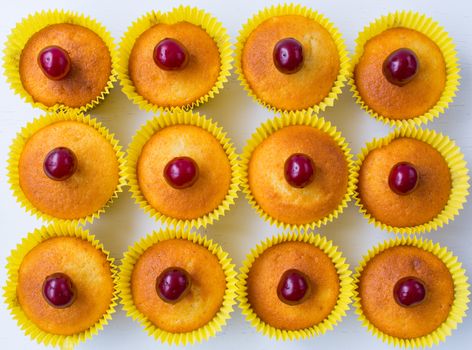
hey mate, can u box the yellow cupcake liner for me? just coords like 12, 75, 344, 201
125, 109, 241, 229
353, 236, 470, 347
235, 3, 350, 114
118, 228, 237, 345
349, 11, 460, 127
3, 223, 119, 350
241, 111, 356, 231
117, 5, 233, 112
354, 127, 469, 234
3, 9, 118, 113
237, 232, 353, 340
7, 109, 127, 226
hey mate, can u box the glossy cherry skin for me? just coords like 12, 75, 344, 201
156, 267, 191, 303
394, 277, 426, 307
42, 273, 77, 308
43, 147, 78, 181
382, 48, 419, 86
153, 38, 189, 70
284, 153, 315, 188
164, 157, 199, 189
37, 46, 71, 80
273, 38, 304, 74
277, 269, 311, 305
388, 162, 419, 195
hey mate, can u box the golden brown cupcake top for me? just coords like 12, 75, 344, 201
131, 239, 226, 333
248, 125, 349, 225
354, 27, 446, 119
242, 15, 340, 110
129, 21, 220, 108
19, 121, 120, 220
358, 137, 451, 227
137, 124, 231, 220
19, 23, 112, 108
17, 237, 114, 335
359, 245, 454, 338
247, 241, 340, 330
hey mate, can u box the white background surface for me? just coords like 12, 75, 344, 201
0, 0, 471, 349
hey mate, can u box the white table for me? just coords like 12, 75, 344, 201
0, 0, 471, 349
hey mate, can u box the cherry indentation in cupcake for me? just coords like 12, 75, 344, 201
38, 46, 71, 80
164, 156, 199, 189
42, 273, 77, 308
284, 153, 315, 188
388, 162, 419, 195
43, 147, 78, 181
273, 38, 304, 74
277, 269, 311, 305
156, 267, 191, 303
382, 48, 419, 86
153, 38, 189, 71
394, 276, 426, 307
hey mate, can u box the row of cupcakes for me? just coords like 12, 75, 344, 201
5, 225, 469, 348
7, 109, 469, 233
4, 5, 459, 127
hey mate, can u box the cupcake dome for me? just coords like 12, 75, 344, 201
358, 245, 453, 338
14, 115, 122, 221
236, 4, 349, 113
246, 241, 340, 330
20, 23, 112, 108
137, 124, 231, 220
354, 27, 445, 120
358, 137, 451, 228
243, 114, 354, 229
131, 239, 226, 333
17, 236, 115, 335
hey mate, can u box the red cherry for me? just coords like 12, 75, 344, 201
277, 269, 310, 305
394, 277, 426, 307
388, 162, 419, 195
164, 157, 199, 189
43, 147, 78, 181
37, 46, 71, 80
383, 48, 419, 86
42, 273, 76, 308
153, 38, 189, 71
156, 267, 191, 303
273, 38, 304, 74
284, 153, 315, 188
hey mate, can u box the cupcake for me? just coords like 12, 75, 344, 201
351, 11, 460, 126
354, 237, 470, 347
118, 6, 232, 111
238, 233, 352, 339
236, 3, 349, 113
4, 224, 117, 348
119, 229, 237, 344
126, 110, 240, 228
355, 128, 469, 233
7, 110, 126, 224
242, 112, 355, 230
4, 10, 116, 111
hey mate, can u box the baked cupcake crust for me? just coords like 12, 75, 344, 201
131, 239, 226, 333
19, 23, 112, 108
137, 125, 231, 220
354, 27, 446, 120
18, 121, 120, 220
248, 125, 348, 225
17, 237, 114, 335
358, 137, 451, 227
358, 245, 454, 338
129, 22, 220, 107
247, 241, 340, 330
242, 15, 340, 111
